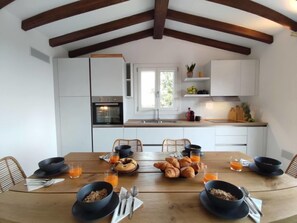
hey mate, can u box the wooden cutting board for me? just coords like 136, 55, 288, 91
236, 106, 245, 122
228, 107, 237, 121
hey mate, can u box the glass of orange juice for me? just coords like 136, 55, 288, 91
68, 163, 82, 179
203, 165, 218, 184
109, 152, 120, 165
104, 170, 118, 189
190, 150, 201, 163
229, 156, 243, 172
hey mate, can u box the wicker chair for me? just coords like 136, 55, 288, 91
112, 139, 143, 152
0, 156, 26, 193
286, 154, 297, 178
162, 139, 191, 152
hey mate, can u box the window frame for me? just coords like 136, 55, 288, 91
135, 64, 180, 114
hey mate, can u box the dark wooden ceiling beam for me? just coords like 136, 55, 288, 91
50, 10, 154, 47
153, 0, 169, 39
164, 28, 250, 55
207, 0, 297, 31
0, 0, 14, 9
167, 9, 273, 44
22, 0, 128, 31
68, 29, 153, 58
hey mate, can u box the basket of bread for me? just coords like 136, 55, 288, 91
154, 156, 204, 178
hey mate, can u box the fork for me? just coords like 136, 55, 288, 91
242, 187, 263, 216
123, 191, 130, 215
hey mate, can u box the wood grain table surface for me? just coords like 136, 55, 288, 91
2, 152, 297, 223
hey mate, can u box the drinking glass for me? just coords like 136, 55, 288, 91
190, 150, 201, 163
109, 152, 120, 165
104, 170, 118, 189
68, 163, 82, 179
230, 156, 243, 172
203, 165, 218, 184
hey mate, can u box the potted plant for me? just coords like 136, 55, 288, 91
186, 63, 196, 78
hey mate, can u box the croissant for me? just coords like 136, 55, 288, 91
165, 157, 180, 169
178, 156, 192, 168
153, 161, 173, 171
190, 162, 201, 173
164, 166, 180, 178
180, 166, 195, 178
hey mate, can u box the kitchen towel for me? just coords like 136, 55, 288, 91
111, 187, 143, 223
25, 178, 64, 191
248, 197, 262, 223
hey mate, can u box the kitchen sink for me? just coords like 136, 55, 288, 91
141, 119, 177, 124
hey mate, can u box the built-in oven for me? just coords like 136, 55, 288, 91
92, 96, 123, 125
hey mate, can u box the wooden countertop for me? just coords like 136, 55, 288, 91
4, 152, 296, 223
124, 119, 268, 127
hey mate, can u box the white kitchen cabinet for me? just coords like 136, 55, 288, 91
93, 127, 124, 152
137, 127, 183, 152
90, 57, 124, 96
247, 127, 267, 158
240, 60, 258, 96
184, 127, 216, 151
59, 97, 92, 155
215, 127, 247, 153
206, 60, 258, 96
209, 60, 241, 96
123, 127, 137, 138
56, 58, 90, 97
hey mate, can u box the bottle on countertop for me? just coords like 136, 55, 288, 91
186, 107, 195, 121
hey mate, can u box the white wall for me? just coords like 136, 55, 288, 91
91, 36, 248, 121
0, 10, 67, 175
248, 29, 297, 168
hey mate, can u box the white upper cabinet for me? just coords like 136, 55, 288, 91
57, 58, 90, 97
206, 59, 258, 96
90, 57, 124, 96
209, 60, 241, 96
240, 60, 258, 96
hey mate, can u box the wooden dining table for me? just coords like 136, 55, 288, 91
1, 151, 297, 223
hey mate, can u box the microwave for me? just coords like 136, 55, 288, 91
92, 96, 123, 125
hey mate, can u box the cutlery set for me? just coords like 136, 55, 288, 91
25, 179, 54, 187
117, 186, 139, 219
240, 186, 263, 222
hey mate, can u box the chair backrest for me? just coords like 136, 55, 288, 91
0, 156, 26, 193
286, 154, 297, 178
112, 139, 143, 152
162, 139, 191, 152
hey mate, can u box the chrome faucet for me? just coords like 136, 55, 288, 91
156, 108, 160, 122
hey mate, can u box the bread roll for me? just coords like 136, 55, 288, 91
180, 166, 195, 178
153, 161, 173, 171
164, 166, 180, 178
165, 157, 180, 169
178, 156, 192, 168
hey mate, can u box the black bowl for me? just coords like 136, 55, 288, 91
77, 181, 113, 212
205, 180, 244, 210
115, 145, 132, 158
254, 156, 282, 173
183, 144, 201, 157
38, 157, 65, 172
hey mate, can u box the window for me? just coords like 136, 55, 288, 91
137, 65, 178, 111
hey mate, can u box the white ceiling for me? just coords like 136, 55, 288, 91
4, 0, 297, 52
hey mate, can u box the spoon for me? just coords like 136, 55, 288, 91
129, 186, 139, 219
241, 187, 263, 216
123, 191, 130, 215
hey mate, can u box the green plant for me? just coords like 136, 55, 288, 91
241, 103, 255, 122
186, 63, 196, 72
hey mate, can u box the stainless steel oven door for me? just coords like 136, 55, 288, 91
92, 102, 123, 125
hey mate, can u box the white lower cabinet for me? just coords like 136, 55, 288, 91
93, 127, 124, 152
59, 97, 92, 155
215, 127, 247, 153
123, 128, 137, 139
136, 127, 183, 152
184, 127, 216, 151
247, 127, 267, 158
